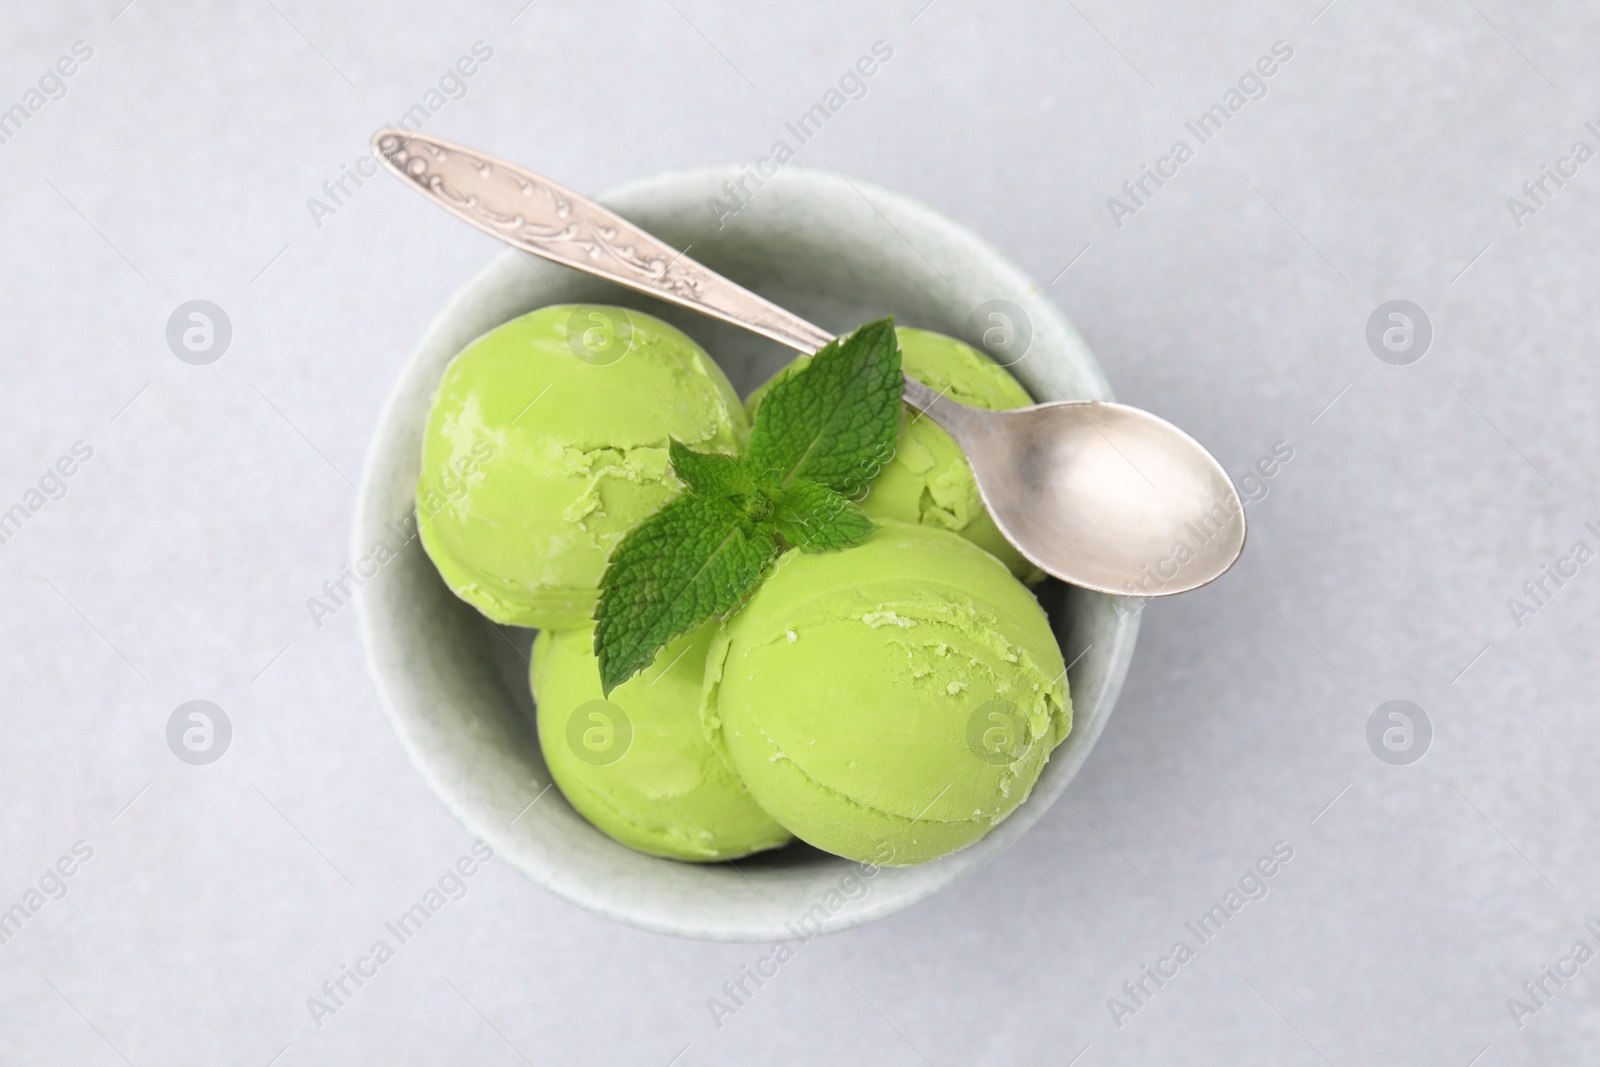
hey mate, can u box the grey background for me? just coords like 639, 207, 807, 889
1, 0, 1596, 1064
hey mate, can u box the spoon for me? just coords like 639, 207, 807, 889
372, 130, 1245, 597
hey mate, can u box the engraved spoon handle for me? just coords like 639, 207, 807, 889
372, 130, 836, 354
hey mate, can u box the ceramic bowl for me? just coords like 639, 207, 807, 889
354, 164, 1142, 941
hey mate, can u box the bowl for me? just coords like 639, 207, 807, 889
354, 164, 1142, 941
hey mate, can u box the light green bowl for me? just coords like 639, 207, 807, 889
354, 165, 1142, 941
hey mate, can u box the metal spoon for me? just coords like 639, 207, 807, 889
373, 130, 1245, 596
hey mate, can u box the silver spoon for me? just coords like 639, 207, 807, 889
373, 130, 1245, 597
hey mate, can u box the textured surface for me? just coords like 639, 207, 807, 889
2, 1, 1596, 1065
532, 622, 791, 862
703, 522, 1070, 865
418, 303, 747, 629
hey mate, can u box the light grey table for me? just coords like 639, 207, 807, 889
2, 2, 1596, 1064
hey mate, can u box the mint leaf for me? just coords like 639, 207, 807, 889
594, 492, 777, 695
594, 319, 906, 691
669, 438, 750, 498
775, 480, 874, 551
745, 318, 901, 498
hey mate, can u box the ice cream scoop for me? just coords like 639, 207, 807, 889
533, 621, 791, 862
702, 521, 1070, 866
417, 304, 747, 628
750, 327, 1041, 582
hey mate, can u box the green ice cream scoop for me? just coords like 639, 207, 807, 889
702, 521, 1070, 866
418, 305, 748, 628
533, 621, 791, 862
748, 327, 1039, 582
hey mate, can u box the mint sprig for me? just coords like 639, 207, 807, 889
594, 317, 902, 694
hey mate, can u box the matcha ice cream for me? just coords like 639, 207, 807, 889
749, 327, 1039, 581
533, 621, 791, 862
419, 304, 747, 628
702, 521, 1070, 866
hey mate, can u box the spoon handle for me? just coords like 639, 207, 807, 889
372, 131, 836, 355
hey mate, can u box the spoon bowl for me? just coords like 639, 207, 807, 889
902, 378, 1244, 595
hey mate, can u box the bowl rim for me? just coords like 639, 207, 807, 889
354, 162, 1143, 941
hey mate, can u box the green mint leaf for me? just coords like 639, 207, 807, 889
594, 319, 904, 691
745, 317, 902, 498
774, 480, 875, 551
594, 492, 778, 694
669, 438, 751, 498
